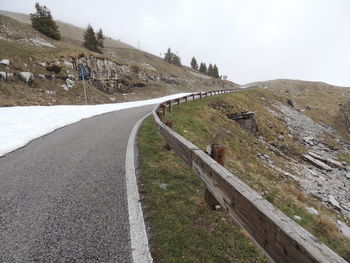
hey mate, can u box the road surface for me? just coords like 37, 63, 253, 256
0, 104, 154, 263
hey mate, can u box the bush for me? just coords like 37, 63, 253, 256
46, 64, 62, 74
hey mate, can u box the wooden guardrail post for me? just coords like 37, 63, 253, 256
185, 96, 188, 102
165, 120, 174, 151
162, 104, 166, 117
205, 144, 227, 209
169, 100, 172, 113
176, 98, 180, 105
192, 94, 195, 100
199, 92, 202, 99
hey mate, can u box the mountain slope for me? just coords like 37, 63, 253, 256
0, 11, 236, 106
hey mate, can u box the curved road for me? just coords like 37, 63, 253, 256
0, 105, 154, 263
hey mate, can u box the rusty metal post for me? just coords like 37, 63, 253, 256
165, 120, 174, 150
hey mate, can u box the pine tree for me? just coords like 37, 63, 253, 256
164, 48, 172, 63
199, 62, 207, 74
30, 3, 61, 40
164, 48, 182, 67
96, 28, 104, 50
207, 64, 214, 77
84, 24, 100, 53
213, 64, 220, 78
190, 57, 198, 70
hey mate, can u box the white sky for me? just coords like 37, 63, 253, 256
1, 0, 350, 86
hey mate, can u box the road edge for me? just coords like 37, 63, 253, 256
125, 113, 153, 263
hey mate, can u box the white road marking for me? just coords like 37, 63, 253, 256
125, 113, 153, 263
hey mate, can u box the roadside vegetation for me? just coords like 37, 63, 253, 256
138, 117, 267, 263
154, 89, 350, 261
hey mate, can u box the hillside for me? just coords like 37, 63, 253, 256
0, 11, 236, 106
160, 87, 350, 260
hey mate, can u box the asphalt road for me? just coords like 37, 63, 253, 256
0, 104, 154, 263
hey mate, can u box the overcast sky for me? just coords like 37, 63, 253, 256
1, 0, 350, 86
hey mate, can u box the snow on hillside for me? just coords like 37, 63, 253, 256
0, 93, 189, 157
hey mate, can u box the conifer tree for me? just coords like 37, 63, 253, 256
164, 48, 182, 67
84, 24, 100, 53
164, 48, 172, 63
190, 57, 198, 70
199, 62, 207, 74
30, 3, 61, 40
207, 64, 214, 77
213, 64, 220, 78
96, 28, 104, 49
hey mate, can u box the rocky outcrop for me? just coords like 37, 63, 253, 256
227, 111, 258, 135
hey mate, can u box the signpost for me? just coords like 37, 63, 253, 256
78, 66, 89, 105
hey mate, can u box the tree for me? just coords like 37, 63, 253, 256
199, 62, 207, 74
84, 24, 101, 53
213, 64, 220, 78
207, 63, 214, 77
164, 48, 172, 63
190, 57, 198, 70
164, 48, 182, 67
96, 28, 104, 49
30, 3, 60, 40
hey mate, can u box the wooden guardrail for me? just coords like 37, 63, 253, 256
151, 88, 346, 263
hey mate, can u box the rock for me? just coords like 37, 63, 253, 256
0, 71, 14, 81
63, 60, 73, 69
0, 59, 10, 66
37, 61, 46, 67
287, 99, 294, 107
18, 72, 34, 84
303, 154, 332, 171
277, 135, 284, 141
306, 207, 319, 215
61, 78, 76, 90
309, 169, 318, 177
38, 74, 46, 80
293, 215, 302, 221
159, 183, 168, 191
308, 151, 345, 169
302, 136, 316, 146
337, 220, 350, 239
45, 90, 56, 95
328, 195, 341, 211
305, 105, 311, 110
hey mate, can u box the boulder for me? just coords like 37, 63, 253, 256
328, 195, 341, 211
37, 62, 46, 67
306, 207, 319, 215
63, 60, 74, 69
0, 59, 10, 66
302, 154, 332, 171
287, 99, 294, 107
0, 72, 14, 81
337, 221, 350, 239
18, 72, 34, 84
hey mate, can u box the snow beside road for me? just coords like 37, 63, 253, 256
0, 93, 189, 157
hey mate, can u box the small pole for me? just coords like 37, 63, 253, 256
192, 94, 195, 100
81, 67, 88, 105
185, 96, 188, 102
199, 92, 202, 99
177, 98, 180, 105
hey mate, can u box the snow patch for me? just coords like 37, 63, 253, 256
0, 93, 190, 157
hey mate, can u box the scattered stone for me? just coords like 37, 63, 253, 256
309, 169, 318, 177
227, 111, 258, 135
308, 151, 345, 169
110, 97, 116, 102
303, 136, 316, 146
159, 183, 168, 191
293, 215, 302, 221
0, 59, 10, 66
287, 99, 294, 107
305, 105, 311, 110
37, 62, 46, 67
45, 90, 56, 95
61, 78, 76, 90
18, 72, 34, 84
306, 207, 319, 215
303, 154, 332, 171
337, 220, 350, 239
63, 60, 73, 69
37, 74, 46, 80
277, 135, 284, 141
0, 71, 14, 81
328, 195, 341, 211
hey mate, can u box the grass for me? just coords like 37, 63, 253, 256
159, 89, 350, 261
137, 117, 268, 263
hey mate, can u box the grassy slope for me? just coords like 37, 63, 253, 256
159, 89, 350, 261
138, 117, 267, 263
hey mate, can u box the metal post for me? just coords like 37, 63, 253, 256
81, 67, 88, 105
